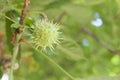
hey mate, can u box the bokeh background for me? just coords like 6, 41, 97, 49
0, 0, 120, 80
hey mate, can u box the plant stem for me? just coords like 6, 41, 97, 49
9, 43, 19, 80
36, 49, 75, 80
9, 34, 22, 80
9, 0, 30, 80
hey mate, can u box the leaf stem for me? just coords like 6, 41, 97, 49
9, 43, 19, 80
36, 49, 75, 80
9, 33, 22, 80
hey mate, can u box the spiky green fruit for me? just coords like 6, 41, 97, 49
31, 20, 60, 51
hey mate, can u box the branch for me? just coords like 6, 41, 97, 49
9, 0, 30, 80
12, 0, 30, 44
19, 0, 30, 26
0, 33, 4, 61
80, 27, 116, 54
56, 11, 66, 22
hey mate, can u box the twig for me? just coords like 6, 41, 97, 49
80, 27, 116, 54
19, 0, 30, 26
9, 43, 19, 80
39, 12, 48, 22
9, 0, 30, 80
56, 11, 66, 22
0, 33, 4, 61
12, 0, 30, 44
35, 49, 75, 80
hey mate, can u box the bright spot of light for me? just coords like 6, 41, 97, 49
91, 18, 103, 27
94, 12, 99, 18
1, 73, 9, 80
14, 62, 19, 70
91, 12, 103, 27
82, 39, 89, 47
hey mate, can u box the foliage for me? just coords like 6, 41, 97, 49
0, 0, 120, 80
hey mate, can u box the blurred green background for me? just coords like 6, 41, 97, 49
0, 0, 120, 80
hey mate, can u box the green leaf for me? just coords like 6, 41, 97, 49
5, 10, 20, 53
25, 17, 34, 26
11, 23, 21, 29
